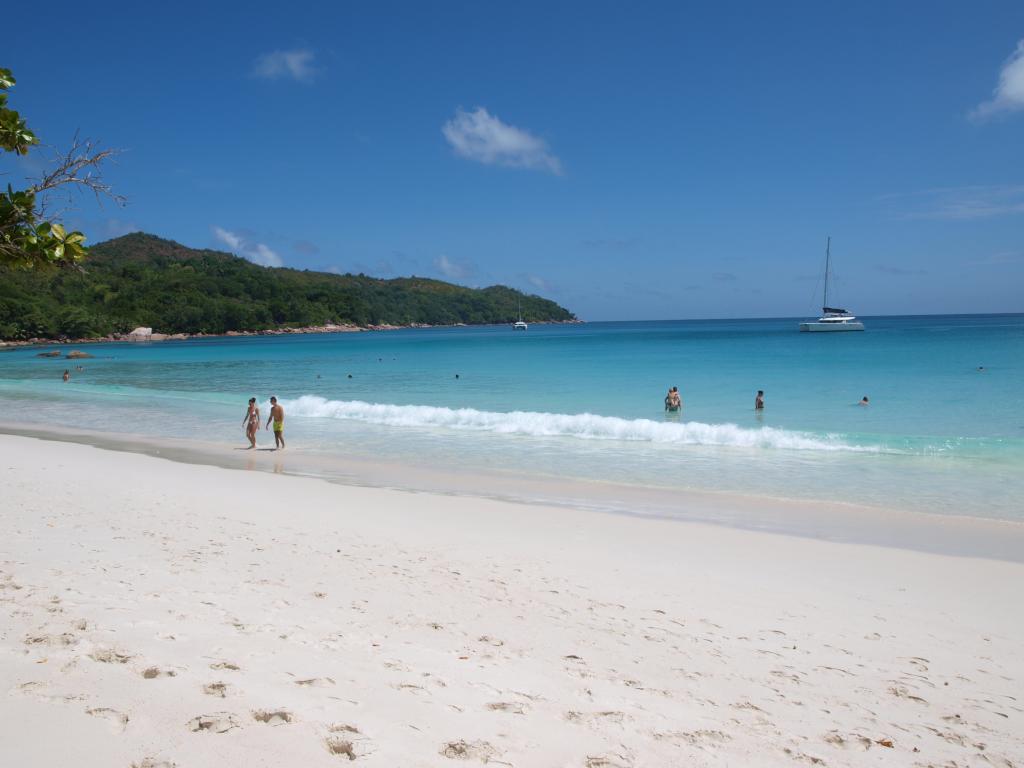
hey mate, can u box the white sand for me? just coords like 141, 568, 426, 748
1, 434, 1021, 767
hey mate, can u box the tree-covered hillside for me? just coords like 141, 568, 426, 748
0, 233, 575, 339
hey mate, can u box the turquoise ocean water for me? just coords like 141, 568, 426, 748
2, 314, 1022, 522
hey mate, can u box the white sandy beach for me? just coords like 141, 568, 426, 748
1, 433, 1021, 767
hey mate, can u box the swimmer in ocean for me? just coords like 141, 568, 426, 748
664, 386, 681, 412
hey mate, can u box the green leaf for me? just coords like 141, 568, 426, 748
0, 67, 116, 270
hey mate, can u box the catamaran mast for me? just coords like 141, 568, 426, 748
823, 236, 831, 311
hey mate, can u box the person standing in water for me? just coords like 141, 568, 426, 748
242, 397, 260, 449
265, 396, 285, 449
755, 390, 764, 410
664, 386, 681, 412
62, 369, 70, 382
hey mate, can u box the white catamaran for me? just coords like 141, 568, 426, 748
513, 299, 528, 331
799, 237, 864, 332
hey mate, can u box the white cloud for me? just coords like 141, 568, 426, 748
525, 274, 551, 291
971, 40, 1024, 120
512, 272, 561, 295
442, 107, 562, 174
293, 239, 319, 255
251, 243, 283, 267
212, 226, 243, 251
252, 49, 317, 83
434, 254, 473, 280
969, 250, 1024, 266
213, 226, 284, 267
884, 185, 1024, 220
103, 218, 139, 238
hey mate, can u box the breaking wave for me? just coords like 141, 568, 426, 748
282, 395, 877, 453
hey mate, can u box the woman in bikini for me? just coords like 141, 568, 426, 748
243, 397, 260, 448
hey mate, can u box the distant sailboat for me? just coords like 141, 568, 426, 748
799, 237, 864, 332
513, 299, 528, 331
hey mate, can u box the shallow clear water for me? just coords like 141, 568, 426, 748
2, 314, 1022, 521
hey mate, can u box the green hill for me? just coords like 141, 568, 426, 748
0, 233, 575, 339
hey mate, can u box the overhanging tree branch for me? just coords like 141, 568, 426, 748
1, 67, 124, 269
31, 134, 125, 205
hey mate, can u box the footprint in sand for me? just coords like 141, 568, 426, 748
393, 682, 428, 695
783, 748, 827, 765
295, 677, 335, 688
486, 701, 528, 715
89, 648, 133, 664
187, 713, 239, 733
86, 707, 129, 733
209, 661, 241, 671
326, 737, 357, 760
888, 685, 927, 704
440, 740, 498, 761
823, 731, 872, 750
131, 760, 177, 768
325, 724, 374, 760
565, 710, 626, 727
731, 701, 765, 712
585, 755, 632, 768
900, 656, 931, 672
667, 729, 732, 748
141, 666, 177, 679
24, 632, 77, 648
17, 681, 86, 704
203, 682, 230, 698
252, 709, 294, 725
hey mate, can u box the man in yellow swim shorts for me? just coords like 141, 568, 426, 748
265, 396, 286, 450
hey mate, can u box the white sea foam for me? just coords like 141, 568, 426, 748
282, 395, 876, 452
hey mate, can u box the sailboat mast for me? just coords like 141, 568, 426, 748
823, 236, 831, 310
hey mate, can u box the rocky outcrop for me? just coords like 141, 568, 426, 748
127, 327, 153, 340
66, 351, 94, 359
126, 327, 170, 342
3, 318, 584, 349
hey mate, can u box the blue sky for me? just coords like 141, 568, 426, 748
4, 1, 1023, 319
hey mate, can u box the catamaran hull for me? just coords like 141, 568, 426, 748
799, 321, 864, 332
800, 238, 866, 332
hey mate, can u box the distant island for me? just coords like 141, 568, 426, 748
0, 233, 576, 341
